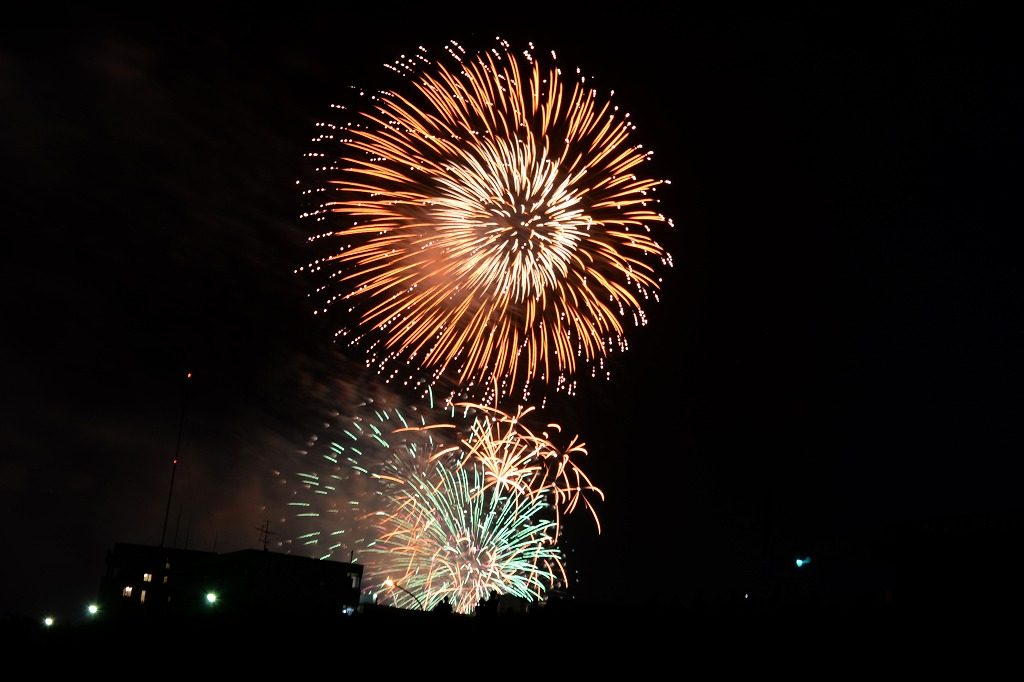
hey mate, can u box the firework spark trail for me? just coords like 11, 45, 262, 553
274, 392, 601, 613
301, 38, 673, 403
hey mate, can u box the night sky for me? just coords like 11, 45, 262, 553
2, 6, 1020, 621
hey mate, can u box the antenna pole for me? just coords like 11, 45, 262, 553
257, 520, 277, 551
160, 371, 191, 547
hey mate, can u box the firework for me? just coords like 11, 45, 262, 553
274, 390, 601, 613
300, 38, 673, 402
272, 392, 450, 565
370, 457, 566, 614
399, 400, 603, 536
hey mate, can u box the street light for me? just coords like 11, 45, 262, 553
87, 604, 99, 616
383, 577, 425, 611
205, 591, 219, 605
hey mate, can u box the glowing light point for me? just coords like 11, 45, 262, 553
205, 592, 218, 604
87, 604, 99, 615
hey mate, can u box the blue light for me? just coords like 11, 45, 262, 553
795, 556, 812, 568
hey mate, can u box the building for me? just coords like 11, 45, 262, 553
97, 543, 362, 621
212, 549, 362, 620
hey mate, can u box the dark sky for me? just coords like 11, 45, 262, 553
2, 6, 1020, 619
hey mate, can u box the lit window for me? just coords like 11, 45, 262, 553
163, 575, 169, 584
140, 590, 147, 604
143, 573, 153, 583
122, 586, 133, 598
165, 562, 171, 569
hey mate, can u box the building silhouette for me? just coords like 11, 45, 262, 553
97, 543, 362, 621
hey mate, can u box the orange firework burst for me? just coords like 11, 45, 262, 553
301, 38, 673, 402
